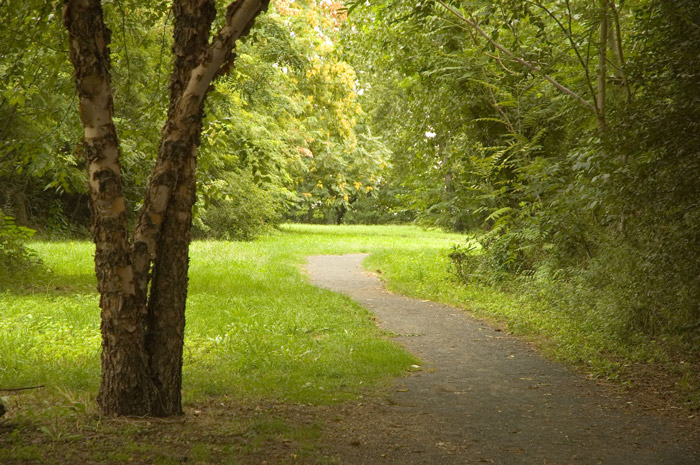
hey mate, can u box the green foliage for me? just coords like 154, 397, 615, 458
1, 0, 386, 236
0, 211, 41, 284
0, 0, 84, 228
599, 0, 700, 338
342, 182, 415, 225
345, 0, 700, 345
193, 172, 280, 241
3, 0, 697, 395
195, 0, 390, 232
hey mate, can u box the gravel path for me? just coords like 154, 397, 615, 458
304, 254, 699, 465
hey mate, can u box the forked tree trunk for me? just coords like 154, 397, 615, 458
63, 0, 266, 416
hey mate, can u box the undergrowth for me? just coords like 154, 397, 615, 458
367, 240, 700, 411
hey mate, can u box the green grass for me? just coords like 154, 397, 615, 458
1, 224, 465, 405
2, 223, 690, 408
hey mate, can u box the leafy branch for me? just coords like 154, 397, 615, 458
434, 0, 597, 114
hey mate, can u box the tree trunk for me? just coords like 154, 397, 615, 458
63, 0, 156, 416
596, 0, 608, 131
141, 0, 216, 417
64, 0, 267, 416
145, 152, 199, 416
336, 204, 346, 224
144, 0, 265, 415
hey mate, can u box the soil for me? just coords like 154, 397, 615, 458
304, 254, 700, 465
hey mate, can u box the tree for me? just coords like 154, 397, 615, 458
273, 0, 388, 224
0, 0, 84, 228
345, 0, 699, 340
190, 0, 388, 229
62, 0, 268, 416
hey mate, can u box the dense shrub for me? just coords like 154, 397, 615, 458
0, 210, 42, 284
193, 172, 281, 241
433, 0, 700, 348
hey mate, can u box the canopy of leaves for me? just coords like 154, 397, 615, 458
0, 0, 389, 238
343, 0, 700, 342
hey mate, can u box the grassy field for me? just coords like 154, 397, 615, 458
0, 224, 463, 463
2, 224, 468, 401
1, 224, 696, 463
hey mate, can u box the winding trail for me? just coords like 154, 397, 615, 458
305, 254, 699, 465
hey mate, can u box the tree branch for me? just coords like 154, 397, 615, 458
608, 0, 632, 103
131, 0, 265, 295
486, 82, 516, 133
596, 0, 608, 129
434, 0, 597, 114
0, 385, 45, 392
526, 0, 598, 112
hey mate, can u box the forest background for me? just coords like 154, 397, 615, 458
1, 0, 698, 406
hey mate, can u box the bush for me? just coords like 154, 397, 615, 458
449, 226, 700, 346
193, 172, 281, 241
0, 210, 42, 284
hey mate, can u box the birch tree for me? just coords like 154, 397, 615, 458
62, 0, 268, 416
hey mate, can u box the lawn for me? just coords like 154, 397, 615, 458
2, 224, 695, 464
1, 225, 465, 404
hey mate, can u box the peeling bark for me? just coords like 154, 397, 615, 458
63, 0, 154, 415
64, 0, 267, 416
142, 0, 264, 415
138, 0, 216, 416
137, 0, 264, 415
145, 152, 197, 416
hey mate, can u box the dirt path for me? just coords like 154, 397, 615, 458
304, 254, 699, 465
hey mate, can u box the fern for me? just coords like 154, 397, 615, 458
485, 206, 513, 223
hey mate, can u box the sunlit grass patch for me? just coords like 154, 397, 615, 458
3, 225, 458, 405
